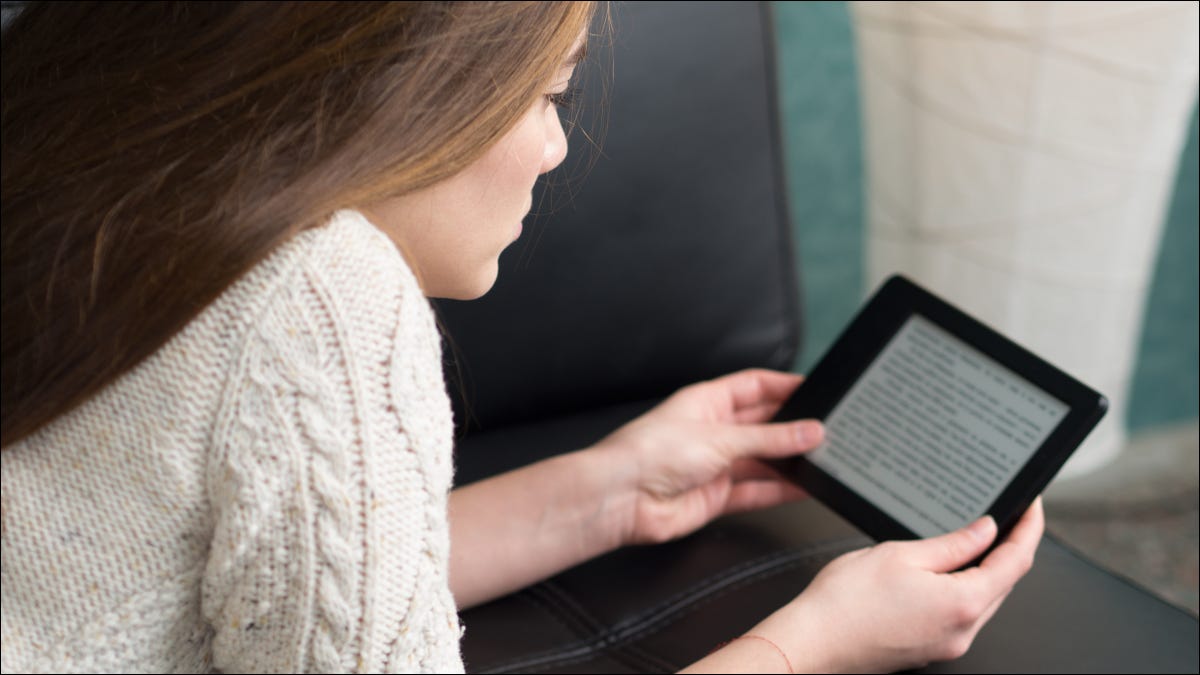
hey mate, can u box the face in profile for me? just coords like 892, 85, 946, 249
364, 42, 583, 300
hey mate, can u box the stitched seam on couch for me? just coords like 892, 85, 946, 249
476, 536, 867, 673
466, 566, 678, 674
541, 581, 683, 673
528, 581, 686, 667
491, 542, 853, 674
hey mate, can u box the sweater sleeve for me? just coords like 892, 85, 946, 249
201, 214, 462, 673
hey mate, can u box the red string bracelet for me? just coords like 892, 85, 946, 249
710, 634, 794, 673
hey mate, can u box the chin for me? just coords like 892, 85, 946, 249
437, 265, 500, 301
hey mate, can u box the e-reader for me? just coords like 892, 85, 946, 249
770, 274, 1107, 550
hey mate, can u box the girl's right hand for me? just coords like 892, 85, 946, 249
754, 498, 1043, 673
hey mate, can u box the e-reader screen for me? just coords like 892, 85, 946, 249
770, 274, 1106, 546
809, 314, 1069, 538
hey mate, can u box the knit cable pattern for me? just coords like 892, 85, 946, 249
3, 211, 463, 673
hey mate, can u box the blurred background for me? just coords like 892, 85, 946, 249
773, 1, 1197, 615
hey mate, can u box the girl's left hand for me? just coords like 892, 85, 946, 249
596, 368, 824, 546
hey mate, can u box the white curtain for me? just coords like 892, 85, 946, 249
851, 1, 1199, 478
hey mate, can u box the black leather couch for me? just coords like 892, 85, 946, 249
435, 3, 1200, 673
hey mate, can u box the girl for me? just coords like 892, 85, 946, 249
1, 2, 1042, 672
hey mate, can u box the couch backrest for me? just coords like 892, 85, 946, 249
434, 1, 800, 434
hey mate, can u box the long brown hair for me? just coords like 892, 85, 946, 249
1, 1, 600, 448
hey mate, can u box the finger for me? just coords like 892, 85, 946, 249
979, 502, 1036, 604
714, 419, 824, 460
975, 498, 1043, 585
902, 516, 997, 573
729, 458, 811, 493
1005, 497, 1045, 551
980, 498, 1043, 572
723, 479, 809, 514
730, 457, 783, 481
734, 401, 793, 424
972, 587, 1009, 633
716, 369, 805, 413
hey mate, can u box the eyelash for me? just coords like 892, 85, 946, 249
547, 87, 582, 109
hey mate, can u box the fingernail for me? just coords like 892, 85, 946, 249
796, 421, 824, 446
968, 515, 996, 542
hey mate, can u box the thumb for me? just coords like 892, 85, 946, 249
715, 419, 824, 460
904, 516, 997, 573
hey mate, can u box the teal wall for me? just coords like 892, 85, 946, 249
773, 1, 1199, 432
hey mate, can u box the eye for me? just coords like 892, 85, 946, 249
546, 87, 582, 110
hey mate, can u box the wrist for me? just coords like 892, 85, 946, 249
750, 597, 834, 674
683, 629, 804, 674
449, 446, 639, 607
546, 445, 639, 556
724, 635, 794, 673
587, 431, 657, 549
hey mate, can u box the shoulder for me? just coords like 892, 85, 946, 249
297, 209, 424, 304
216, 209, 438, 369
235, 209, 426, 325
203, 212, 459, 671
279, 209, 442, 381
216, 209, 444, 428
211, 209, 450, 473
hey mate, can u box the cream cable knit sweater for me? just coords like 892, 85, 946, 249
1, 210, 464, 673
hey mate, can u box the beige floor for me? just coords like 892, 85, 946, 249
1044, 421, 1199, 616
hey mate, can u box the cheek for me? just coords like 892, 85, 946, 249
503, 108, 552, 187
470, 134, 540, 201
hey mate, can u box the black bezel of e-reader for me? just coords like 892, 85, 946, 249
770, 274, 1107, 550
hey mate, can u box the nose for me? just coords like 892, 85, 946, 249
540, 105, 569, 175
